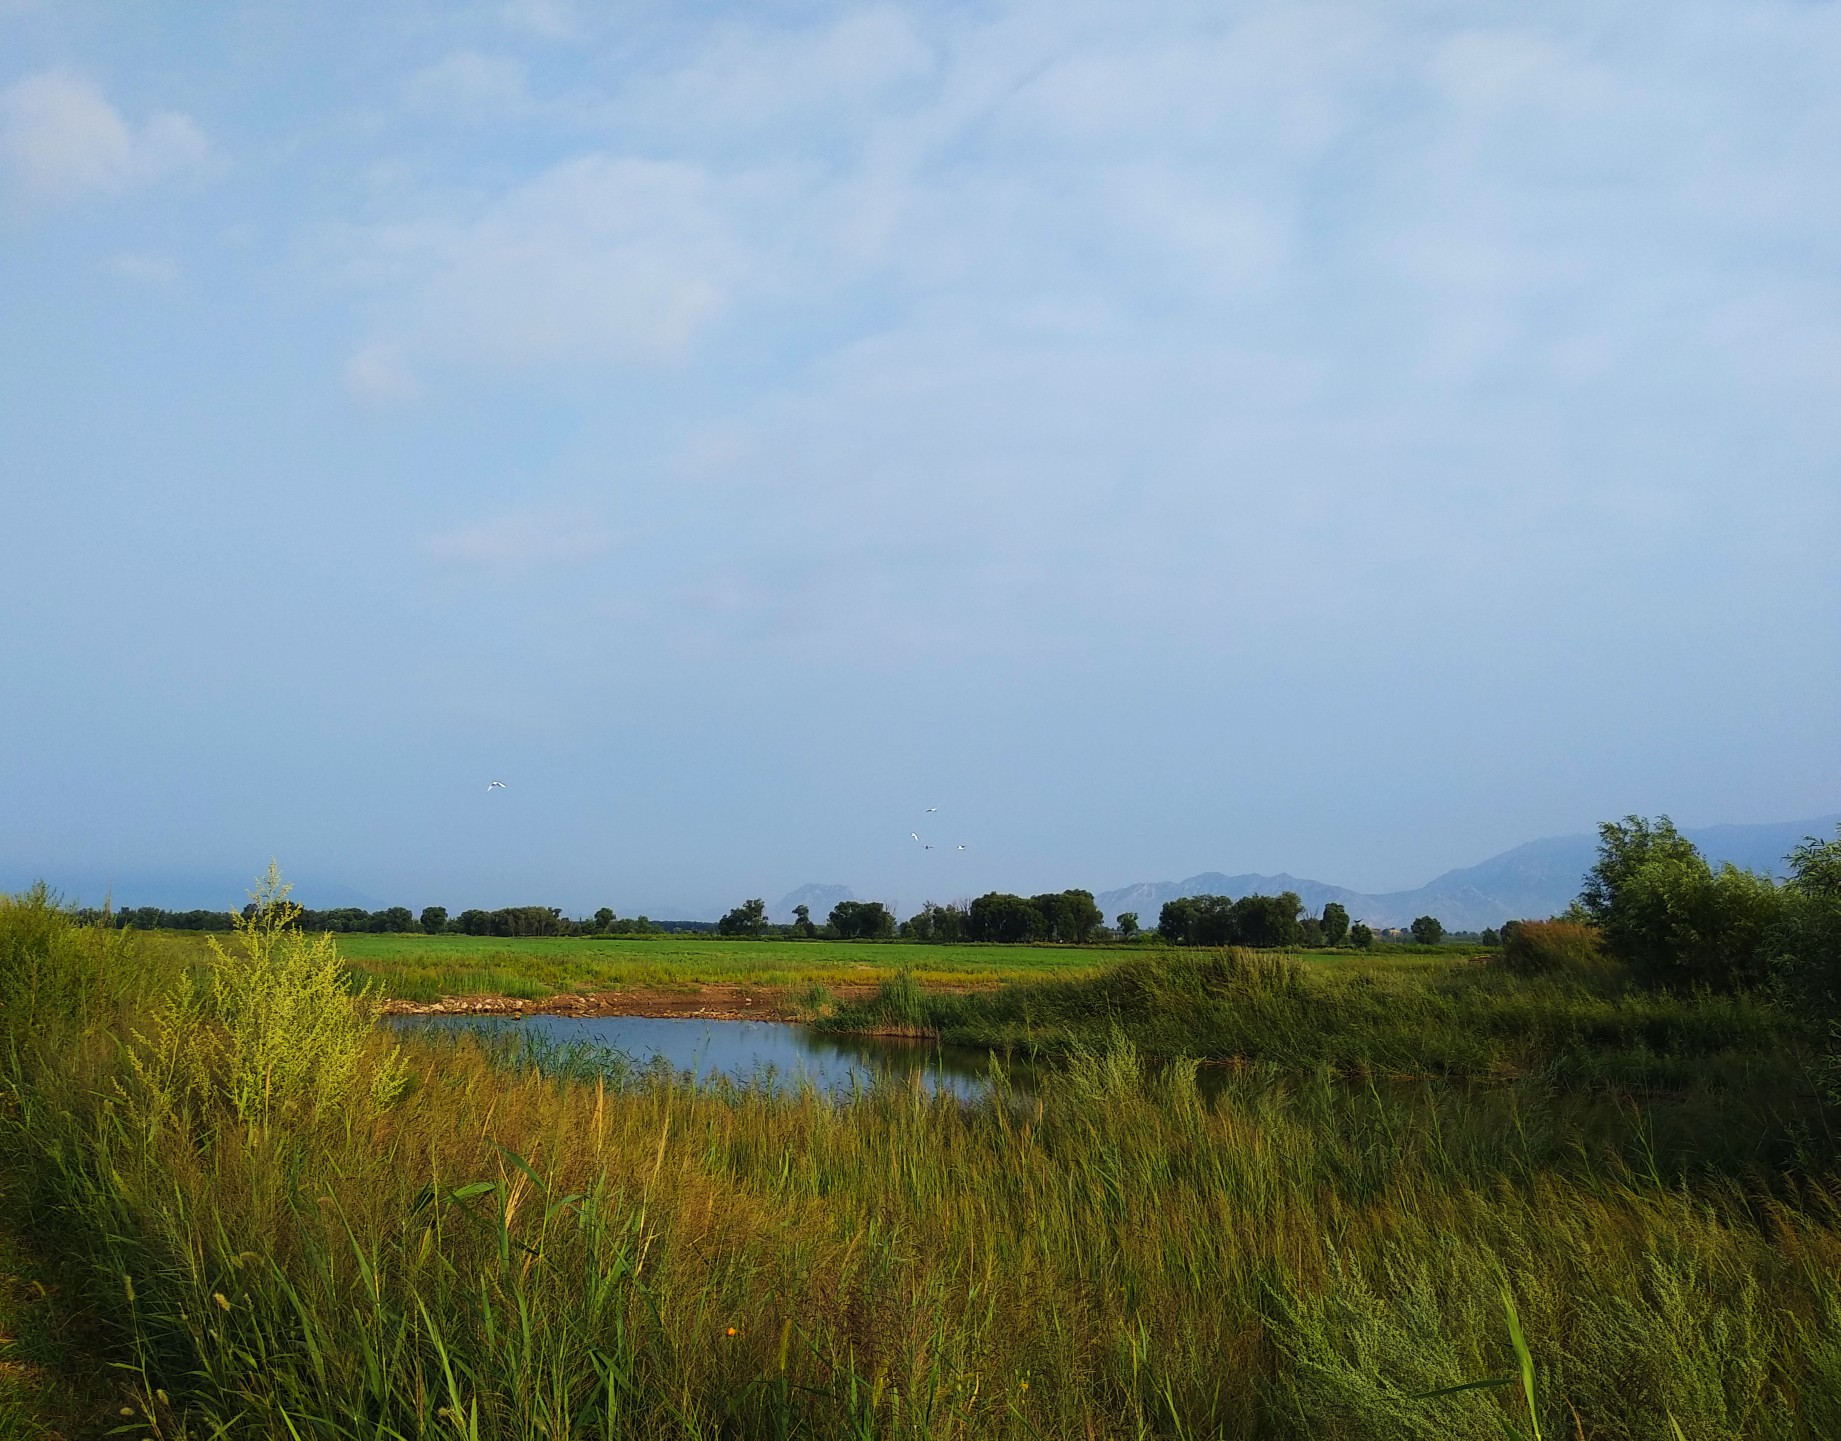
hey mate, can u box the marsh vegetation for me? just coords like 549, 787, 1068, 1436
2, 819, 1839, 1437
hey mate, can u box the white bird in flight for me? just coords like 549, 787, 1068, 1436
926, 806, 938, 812
487, 780, 507, 791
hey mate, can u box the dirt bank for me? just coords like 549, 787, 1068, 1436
381, 982, 879, 1023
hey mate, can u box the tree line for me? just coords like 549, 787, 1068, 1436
716, 891, 1109, 943
1155, 894, 1451, 949
715, 889, 1445, 947
88, 904, 711, 937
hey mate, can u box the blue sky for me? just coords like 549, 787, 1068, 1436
3, 0, 1837, 917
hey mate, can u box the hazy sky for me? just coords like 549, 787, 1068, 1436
3, 0, 1837, 917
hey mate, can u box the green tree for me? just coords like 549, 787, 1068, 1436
1298, 916, 1325, 947
1321, 901, 1350, 947
1230, 892, 1303, 948
419, 905, 448, 935
718, 898, 769, 938
1158, 897, 1200, 944
1768, 827, 1841, 1035
1581, 815, 1782, 988
1116, 911, 1140, 940
791, 903, 816, 938
829, 900, 894, 940
967, 893, 1045, 943
1350, 922, 1375, 949
592, 907, 615, 932
1409, 915, 1445, 945
1029, 890, 1103, 944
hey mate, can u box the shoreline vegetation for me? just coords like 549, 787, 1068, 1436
2, 817, 1839, 1437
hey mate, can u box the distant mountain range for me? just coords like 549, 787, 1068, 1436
1092, 815, 1841, 932
19, 815, 1834, 931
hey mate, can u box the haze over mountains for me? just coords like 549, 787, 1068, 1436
13, 818, 1834, 932
1099, 816, 1841, 931
784, 816, 1841, 932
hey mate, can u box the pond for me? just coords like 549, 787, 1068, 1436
400, 1014, 1012, 1100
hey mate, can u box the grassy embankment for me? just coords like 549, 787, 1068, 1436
324, 930, 1455, 1004
5, 885, 1841, 1438
310, 932, 1133, 1003
819, 947, 1809, 1095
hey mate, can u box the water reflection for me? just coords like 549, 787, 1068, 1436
400, 1014, 1011, 1101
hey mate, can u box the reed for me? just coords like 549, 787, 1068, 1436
3, 890, 1839, 1438
823, 948, 1810, 1096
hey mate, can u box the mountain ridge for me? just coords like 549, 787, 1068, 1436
1092, 815, 1841, 932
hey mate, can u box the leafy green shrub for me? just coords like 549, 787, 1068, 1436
1767, 827, 1841, 1061
1582, 816, 1784, 989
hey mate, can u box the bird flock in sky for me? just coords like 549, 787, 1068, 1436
912, 807, 966, 854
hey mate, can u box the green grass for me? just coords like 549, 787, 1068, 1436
295, 930, 1484, 1005
319, 932, 1136, 1001
9, 894, 1841, 1437
822, 947, 1814, 1097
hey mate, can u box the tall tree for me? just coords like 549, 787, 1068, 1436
1580, 815, 1780, 988
829, 900, 894, 940
967, 893, 1045, 943
718, 898, 769, 937
419, 905, 448, 935
1320, 901, 1350, 947
1229, 892, 1303, 948
1409, 915, 1445, 945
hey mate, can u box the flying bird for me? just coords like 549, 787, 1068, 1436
956, 844, 966, 851
487, 780, 507, 791
926, 806, 937, 813
910, 831, 920, 841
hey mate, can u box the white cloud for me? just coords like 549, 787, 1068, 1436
343, 345, 424, 407
106, 251, 179, 285
0, 72, 207, 211
340, 155, 751, 384
423, 507, 617, 572
405, 52, 527, 115
501, 0, 578, 42
337, 0, 1841, 638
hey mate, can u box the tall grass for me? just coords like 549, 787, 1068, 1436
824, 947, 1814, 1095
3, 891, 1841, 1437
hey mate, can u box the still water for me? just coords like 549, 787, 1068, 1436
405, 1014, 1010, 1100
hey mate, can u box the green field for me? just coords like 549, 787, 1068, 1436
323, 931, 1469, 1003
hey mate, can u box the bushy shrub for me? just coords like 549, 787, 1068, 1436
1768, 827, 1841, 1041
1581, 816, 1783, 989
1500, 920, 1605, 976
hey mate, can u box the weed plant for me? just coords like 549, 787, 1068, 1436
3, 891, 1840, 1437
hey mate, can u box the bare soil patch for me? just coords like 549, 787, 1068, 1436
382, 981, 1011, 1023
